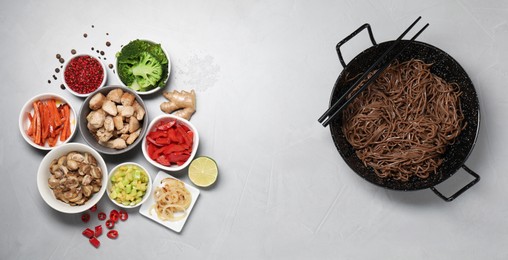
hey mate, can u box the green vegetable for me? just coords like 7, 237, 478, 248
116, 39, 169, 92
109, 164, 149, 206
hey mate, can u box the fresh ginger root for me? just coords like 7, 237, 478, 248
160, 90, 196, 120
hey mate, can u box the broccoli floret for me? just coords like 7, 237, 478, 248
147, 43, 168, 65
130, 52, 162, 90
116, 39, 169, 91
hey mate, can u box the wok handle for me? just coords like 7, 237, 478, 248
430, 165, 480, 202
336, 23, 377, 68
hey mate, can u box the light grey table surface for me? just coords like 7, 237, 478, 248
2, 0, 507, 259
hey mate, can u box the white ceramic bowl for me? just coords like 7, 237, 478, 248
37, 143, 108, 214
107, 162, 152, 208
142, 114, 199, 172
63, 54, 107, 97
115, 39, 171, 95
19, 93, 77, 150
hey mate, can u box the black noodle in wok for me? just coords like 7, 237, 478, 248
342, 59, 465, 181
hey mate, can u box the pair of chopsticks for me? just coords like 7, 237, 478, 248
318, 17, 429, 127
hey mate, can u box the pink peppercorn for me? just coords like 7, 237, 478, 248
64, 55, 104, 94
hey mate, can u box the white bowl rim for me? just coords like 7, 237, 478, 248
115, 39, 171, 95
141, 114, 199, 172
37, 142, 108, 214
19, 92, 77, 150
62, 53, 108, 98
106, 162, 152, 208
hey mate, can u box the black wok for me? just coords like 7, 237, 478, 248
328, 24, 480, 201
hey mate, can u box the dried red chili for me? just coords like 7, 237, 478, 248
64, 55, 104, 94
107, 230, 119, 239
89, 237, 100, 248
98, 212, 106, 221
90, 204, 97, 212
82, 228, 94, 238
119, 210, 128, 221
105, 219, 115, 229
95, 225, 103, 237
110, 209, 119, 223
81, 213, 90, 223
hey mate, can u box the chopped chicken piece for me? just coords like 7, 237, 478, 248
126, 129, 141, 145
89, 93, 106, 110
86, 109, 106, 129
102, 100, 118, 116
117, 105, 134, 118
96, 128, 113, 143
105, 138, 127, 149
128, 116, 140, 133
132, 101, 146, 121
113, 115, 123, 130
121, 92, 136, 106
106, 88, 123, 103
104, 116, 114, 132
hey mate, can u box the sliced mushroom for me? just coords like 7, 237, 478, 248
82, 174, 92, 186
84, 152, 97, 166
82, 185, 93, 197
67, 159, 79, 171
78, 164, 91, 176
66, 175, 79, 189
59, 165, 69, 176
57, 155, 67, 166
90, 166, 102, 180
48, 176, 59, 189
66, 152, 84, 163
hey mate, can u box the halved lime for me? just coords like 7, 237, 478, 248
188, 156, 218, 187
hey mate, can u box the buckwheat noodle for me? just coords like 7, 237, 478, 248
342, 59, 464, 181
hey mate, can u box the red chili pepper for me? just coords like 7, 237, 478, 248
89, 237, 100, 248
119, 210, 128, 221
90, 204, 97, 212
156, 155, 170, 166
81, 213, 90, 223
157, 120, 176, 130
95, 225, 103, 237
98, 212, 106, 221
82, 228, 94, 238
107, 230, 119, 239
105, 219, 115, 229
110, 209, 119, 222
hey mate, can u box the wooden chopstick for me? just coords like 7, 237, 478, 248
320, 22, 429, 127
318, 16, 423, 125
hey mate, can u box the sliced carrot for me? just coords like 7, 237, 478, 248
42, 102, 50, 142
48, 136, 57, 147
60, 104, 70, 142
27, 111, 34, 136
50, 99, 62, 127
33, 101, 42, 145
